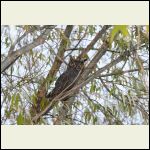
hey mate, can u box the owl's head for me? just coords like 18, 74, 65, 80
67, 56, 87, 71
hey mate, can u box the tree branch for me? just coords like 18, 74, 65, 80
99, 67, 149, 78
1, 26, 56, 73
78, 25, 111, 58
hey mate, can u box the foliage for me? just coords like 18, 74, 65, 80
1, 25, 149, 125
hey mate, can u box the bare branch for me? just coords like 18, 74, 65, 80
99, 67, 149, 78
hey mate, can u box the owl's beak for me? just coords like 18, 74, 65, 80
82, 58, 88, 62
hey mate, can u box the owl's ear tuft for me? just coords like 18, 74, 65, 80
68, 56, 74, 67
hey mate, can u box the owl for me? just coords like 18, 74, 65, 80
46, 56, 87, 101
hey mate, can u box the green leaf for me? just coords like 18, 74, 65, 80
29, 49, 33, 56
146, 25, 149, 34
135, 56, 144, 74
10, 94, 15, 110
109, 88, 115, 96
79, 25, 83, 33
87, 113, 91, 122
93, 104, 97, 112
88, 26, 95, 36
40, 97, 46, 109
120, 26, 129, 37
93, 116, 98, 124
90, 82, 96, 93
110, 26, 119, 45
31, 94, 37, 105
5, 37, 10, 48
110, 25, 129, 47
39, 53, 45, 61
84, 108, 91, 122
113, 68, 123, 75
138, 82, 146, 92
7, 94, 11, 101
5, 110, 11, 118
15, 93, 20, 108
17, 113, 24, 125
87, 100, 92, 109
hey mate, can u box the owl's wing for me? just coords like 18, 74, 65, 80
46, 72, 71, 99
